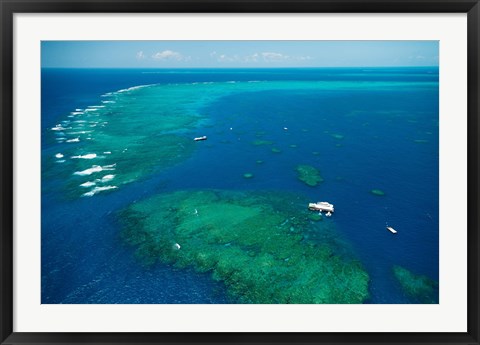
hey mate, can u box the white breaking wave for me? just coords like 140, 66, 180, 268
82, 185, 118, 197
51, 125, 68, 131
116, 84, 153, 93
68, 131, 93, 135
102, 163, 116, 171
102, 100, 115, 104
71, 153, 97, 159
99, 174, 115, 182
66, 138, 80, 143
80, 181, 96, 188
73, 165, 103, 176
55, 153, 64, 159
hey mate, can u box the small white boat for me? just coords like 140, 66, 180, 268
308, 201, 334, 213
194, 136, 207, 141
387, 226, 397, 234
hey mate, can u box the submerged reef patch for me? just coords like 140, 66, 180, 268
252, 140, 274, 146
370, 189, 385, 196
119, 190, 370, 304
296, 165, 324, 187
308, 213, 323, 222
392, 265, 438, 303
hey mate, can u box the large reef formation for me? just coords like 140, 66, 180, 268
392, 265, 438, 303
45, 84, 201, 199
119, 189, 370, 304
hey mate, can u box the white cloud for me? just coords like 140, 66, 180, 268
216, 54, 241, 63
298, 55, 313, 61
211, 51, 313, 64
261, 52, 288, 61
152, 50, 188, 61
259, 52, 312, 63
136, 51, 146, 60
408, 55, 427, 61
244, 53, 259, 62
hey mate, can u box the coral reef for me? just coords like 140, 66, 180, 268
47, 84, 202, 198
331, 134, 344, 140
119, 190, 370, 304
252, 140, 273, 146
392, 265, 438, 303
308, 213, 323, 222
296, 165, 324, 187
370, 189, 385, 196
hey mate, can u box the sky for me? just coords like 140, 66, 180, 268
41, 41, 439, 68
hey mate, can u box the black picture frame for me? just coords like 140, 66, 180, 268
1, 1, 479, 344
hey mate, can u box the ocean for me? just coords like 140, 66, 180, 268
41, 67, 439, 304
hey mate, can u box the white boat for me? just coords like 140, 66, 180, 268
387, 226, 397, 234
194, 136, 207, 141
308, 201, 334, 213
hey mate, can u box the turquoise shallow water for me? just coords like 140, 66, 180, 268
42, 68, 439, 303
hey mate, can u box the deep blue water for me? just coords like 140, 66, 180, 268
41, 68, 439, 304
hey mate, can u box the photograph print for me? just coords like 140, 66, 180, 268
41, 41, 439, 304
